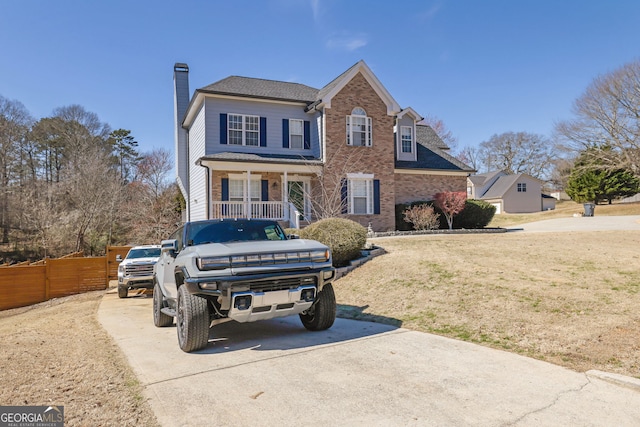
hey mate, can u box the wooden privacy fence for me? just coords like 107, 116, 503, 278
0, 246, 132, 311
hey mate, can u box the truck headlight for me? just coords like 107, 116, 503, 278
197, 256, 231, 270
311, 249, 330, 263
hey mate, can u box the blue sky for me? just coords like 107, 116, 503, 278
1, 0, 638, 157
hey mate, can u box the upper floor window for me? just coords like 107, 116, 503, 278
517, 183, 527, 192
346, 107, 372, 147
228, 114, 259, 146
401, 126, 413, 153
289, 119, 304, 149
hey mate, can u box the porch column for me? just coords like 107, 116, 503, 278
246, 170, 251, 219
283, 171, 288, 220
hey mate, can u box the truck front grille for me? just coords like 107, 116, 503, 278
124, 264, 154, 277
248, 276, 317, 293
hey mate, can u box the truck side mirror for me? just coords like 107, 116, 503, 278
116, 254, 122, 262
161, 239, 178, 257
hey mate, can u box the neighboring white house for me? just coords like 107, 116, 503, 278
467, 171, 554, 214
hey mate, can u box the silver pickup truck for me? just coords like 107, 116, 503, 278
153, 219, 336, 352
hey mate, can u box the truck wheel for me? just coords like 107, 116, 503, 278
300, 283, 336, 331
176, 285, 210, 352
153, 283, 173, 327
118, 285, 128, 299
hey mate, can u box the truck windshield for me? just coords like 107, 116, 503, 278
127, 248, 161, 258
187, 220, 287, 246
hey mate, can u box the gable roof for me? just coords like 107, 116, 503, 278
312, 60, 401, 115
480, 175, 521, 199
468, 170, 505, 187
199, 76, 319, 103
476, 172, 544, 199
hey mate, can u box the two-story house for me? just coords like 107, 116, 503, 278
173, 60, 473, 231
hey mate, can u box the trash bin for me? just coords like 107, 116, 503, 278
583, 203, 595, 217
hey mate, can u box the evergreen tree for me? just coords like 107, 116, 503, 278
108, 129, 139, 183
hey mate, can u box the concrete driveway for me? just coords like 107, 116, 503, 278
509, 215, 640, 233
99, 291, 640, 426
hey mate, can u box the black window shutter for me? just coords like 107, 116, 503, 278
303, 120, 311, 150
373, 179, 381, 214
261, 180, 269, 201
221, 178, 229, 201
282, 119, 289, 148
341, 178, 348, 214
220, 114, 228, 144
260, 117, 267, 147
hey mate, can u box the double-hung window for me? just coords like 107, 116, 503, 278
401, 126, 413, 153
289, 119, 304, 149
347, 174, 374, 215
346, 107, 372, 147
228, 114, 259, 146
517, 183, 527, 192
229, 178, 261, 202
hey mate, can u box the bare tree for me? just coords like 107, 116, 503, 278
478, 132, 554, 179
307, 145, 365, 221
61, 144, 122, 252
137, 148, 172, 198
420, 115, 458, 151
0, 96, 33, 242
457, 145, 481, 171
555, 59, 640, 176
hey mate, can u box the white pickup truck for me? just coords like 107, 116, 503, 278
153, 219, 336, 352
117, 245, 161, 298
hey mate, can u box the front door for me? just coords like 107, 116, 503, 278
288, 181, 308, 220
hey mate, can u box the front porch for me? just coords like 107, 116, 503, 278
211, 200, 305, 229
196, 155, 324, 229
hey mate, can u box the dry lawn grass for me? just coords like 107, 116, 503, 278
336, 230, 640, 378
0, 291, 159, 427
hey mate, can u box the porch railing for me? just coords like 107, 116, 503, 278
211, 201, 305, 228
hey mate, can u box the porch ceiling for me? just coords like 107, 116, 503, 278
197, 153, 322, 174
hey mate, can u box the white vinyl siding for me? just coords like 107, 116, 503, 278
189, 109, 207, 220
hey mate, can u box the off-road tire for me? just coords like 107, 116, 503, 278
176, 285, 210, 352
153, 283, 173, 327
300, 283, 336, 331
118, 285, 128, 299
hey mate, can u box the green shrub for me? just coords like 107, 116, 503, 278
455, 199, 496, 228
299, 218, 367, 267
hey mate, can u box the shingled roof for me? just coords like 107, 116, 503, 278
199, 76, 319, 103
395, 125, 475, 172
197, 152, 323, 165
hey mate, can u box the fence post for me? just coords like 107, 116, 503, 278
44, 257, 51, 301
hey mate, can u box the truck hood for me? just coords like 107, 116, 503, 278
187, 239, 329, 257
122, 257, 159, 264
